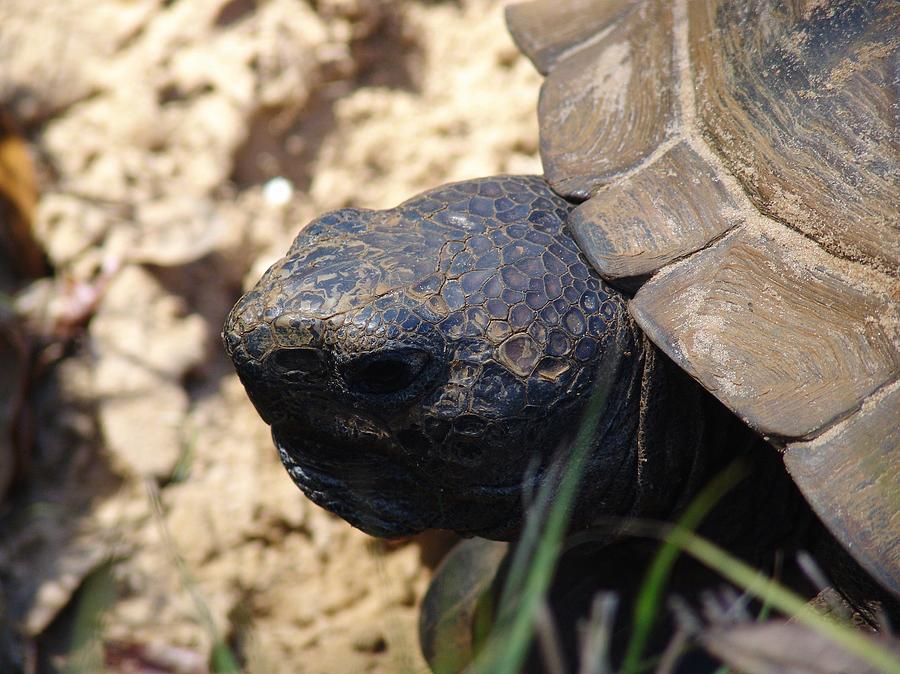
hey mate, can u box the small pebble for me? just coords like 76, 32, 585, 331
351, 628, 388, 654
263, 176, 294, 206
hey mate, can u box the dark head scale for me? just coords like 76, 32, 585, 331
223, 176, 705, 539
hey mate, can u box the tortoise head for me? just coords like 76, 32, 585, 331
223, 176, 644, 539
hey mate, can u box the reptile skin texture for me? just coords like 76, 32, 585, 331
223, 176, 738, 539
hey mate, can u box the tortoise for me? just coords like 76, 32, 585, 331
223, 0, 899, 669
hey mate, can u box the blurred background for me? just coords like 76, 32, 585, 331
0, 1, 541, 672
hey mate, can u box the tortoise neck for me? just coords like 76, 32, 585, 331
626, 334, 816, 554
620, 332, 714, 519
580, 323, 811, 541
567, 318, 711, 528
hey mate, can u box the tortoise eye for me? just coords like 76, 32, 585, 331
348, 351, 430, 395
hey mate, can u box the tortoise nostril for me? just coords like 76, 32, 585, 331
270, 347, 325, 377
349, 351, 430, 395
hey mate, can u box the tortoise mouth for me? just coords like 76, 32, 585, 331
272, 423, 427, 537
272, 420, 532, 539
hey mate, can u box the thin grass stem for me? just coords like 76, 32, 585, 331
672, 529, 900, 674
471, 383, 611, 674
146, 480, 243, 674
620, 460, 748, 674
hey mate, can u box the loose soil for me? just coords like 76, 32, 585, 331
0, 1, 541, 672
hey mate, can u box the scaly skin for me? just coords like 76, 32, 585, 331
223, 176, 789, 542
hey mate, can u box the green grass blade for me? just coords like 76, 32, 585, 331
64, 561, 118, 674
494, 459, 557, 623
471, 381, 612, 674
146, 480, 243, 674
671, 530, 900, 674
620, 460, 748, 674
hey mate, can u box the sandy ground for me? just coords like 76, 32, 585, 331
0, 1, 541, 672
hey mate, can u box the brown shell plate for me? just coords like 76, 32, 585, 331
507, 0, 899, 596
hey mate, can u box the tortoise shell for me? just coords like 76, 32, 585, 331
506, 0, 899, 596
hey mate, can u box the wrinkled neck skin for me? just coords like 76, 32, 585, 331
553, 317, 709, 532
572, 329, 811, 551
565, 320, 788, 543
223, 175, 800, 545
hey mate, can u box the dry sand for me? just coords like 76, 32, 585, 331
0, 1, 541, 671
